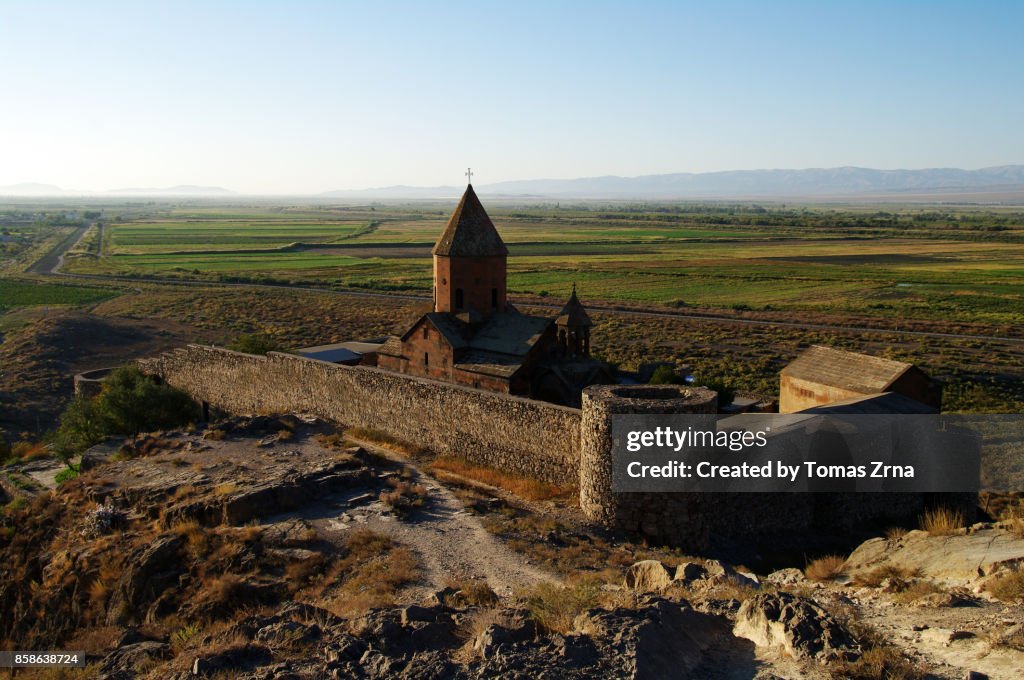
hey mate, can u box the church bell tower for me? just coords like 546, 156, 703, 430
432, 183, 508, 315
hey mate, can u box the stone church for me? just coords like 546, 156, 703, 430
376, 184, 614, 406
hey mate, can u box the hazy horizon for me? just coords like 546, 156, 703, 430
2, 1, 1023, 194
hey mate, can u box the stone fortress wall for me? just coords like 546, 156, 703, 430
137, 345, 974, 549
136, 345, 581, 486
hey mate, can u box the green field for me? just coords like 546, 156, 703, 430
0, 279, 116, 310
53, 202, 1024, 326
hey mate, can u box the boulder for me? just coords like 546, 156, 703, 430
255, 620, 319, 644
733, 591, 859, 662
191, 644, 273, 677
624, 560, 674, 592
474, 620, 537, 658
763, 568, 807, 586
574, 598, 731, 679
552, 633, 599, 668
673, 561, 709, 584
98, 641, 171, 680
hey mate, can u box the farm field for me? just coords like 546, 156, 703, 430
53, 202, 1024, 327
2, 197, 1024, 414
0, 279, 116, 311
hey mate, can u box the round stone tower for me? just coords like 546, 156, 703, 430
579, 384, 717, 540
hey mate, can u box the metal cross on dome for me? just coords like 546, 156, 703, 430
465, 167, 473, 184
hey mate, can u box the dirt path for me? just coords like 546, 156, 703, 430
312, 439, 560, 601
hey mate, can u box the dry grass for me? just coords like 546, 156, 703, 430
987, 570, 1024, 603
805, 554, 847, 582
238, 523, 263, 543
429, 456, 574, 502
919, 507, 965, 536
203, 427, 227, 441
345, 427, 426, 456
891, 580, 946, 604
64, 625, 122, 655
205, 573, 250, 608
852, 564, 922, 588
1005, 509, 1024, 539
11, 440, 50, 461
713, 580, 760, 603
171, 519, 209, 559
213, 482, 238, 496
522, 581, 600, 635
831, 644, 925, 680
316, 432, 344, 449
885, 526, 908, 542
318, 529, 420, 617
454, 608, 519, 662
285, 553, 328, 588
379, 479, 428, 515
446, 579, 500, 608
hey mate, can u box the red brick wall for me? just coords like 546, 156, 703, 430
434, 254, 506, 313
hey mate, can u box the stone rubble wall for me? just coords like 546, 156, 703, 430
137, 345, 581, 487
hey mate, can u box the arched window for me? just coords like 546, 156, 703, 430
424, 352, 429, 368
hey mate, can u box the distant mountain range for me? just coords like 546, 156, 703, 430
4, 166, 1024, 200
323, 166, 1024, 200
485, 165, 1024, 198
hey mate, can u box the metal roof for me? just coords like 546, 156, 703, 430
296, 341, 384, 355
296, 347, 362, 364
468, 312, 552, 357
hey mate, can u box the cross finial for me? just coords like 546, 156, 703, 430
465, 167, 473, 185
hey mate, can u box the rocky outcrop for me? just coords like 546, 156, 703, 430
105, 535, 185, 625
97, 640, 172, 680
573, 598, 738, 679
622, 558, 758, 593
733, 591, 859, 662
846, 525, 1024, 584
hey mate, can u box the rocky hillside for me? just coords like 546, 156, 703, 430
0, 415, 1021, 679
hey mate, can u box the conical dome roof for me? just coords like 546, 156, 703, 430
432, 184, 508, 257
557, 284, 592, 327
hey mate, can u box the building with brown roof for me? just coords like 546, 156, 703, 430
376, 184, 614, 406
780, 345, 942, 413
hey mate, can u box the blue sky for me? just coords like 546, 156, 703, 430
1, 1, 1021, 193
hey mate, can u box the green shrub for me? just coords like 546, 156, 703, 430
49, 366, 199, 462
690, 374, 736, 407
648, 365, 684, 384
54, 467, 79, 485
227, 333, 284, 355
